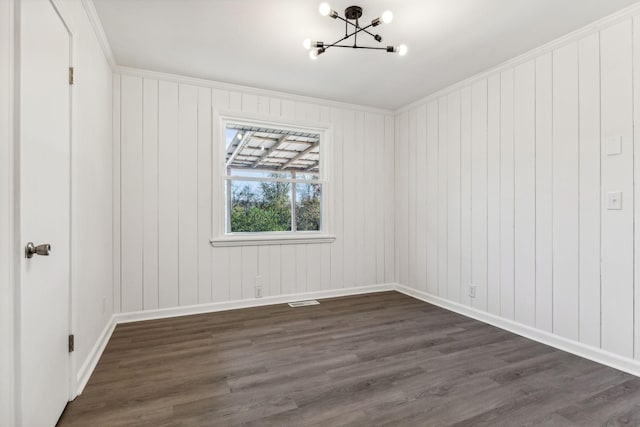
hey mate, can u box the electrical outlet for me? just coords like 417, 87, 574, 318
469, 284, 477, 298
255, 275, 263, 298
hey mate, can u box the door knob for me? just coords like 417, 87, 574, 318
25, 242, 51, 259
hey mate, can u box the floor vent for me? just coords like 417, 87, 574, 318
288, 300, 320, 308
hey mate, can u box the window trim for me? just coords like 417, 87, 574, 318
211, 111, 334, 247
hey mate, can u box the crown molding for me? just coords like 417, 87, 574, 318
395, 1, 640, 114
80, 0, 116, 69
114, 65, 394, 116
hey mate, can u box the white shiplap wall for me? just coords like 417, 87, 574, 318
396, 16, 640, 361
114, 71, 395, 312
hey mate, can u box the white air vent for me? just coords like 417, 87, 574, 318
288, 300, 320, 308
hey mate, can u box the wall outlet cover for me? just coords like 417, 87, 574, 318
469, 285, 477, 298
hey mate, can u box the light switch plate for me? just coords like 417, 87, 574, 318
607, 191, 622, 210
606, 136, 622, 156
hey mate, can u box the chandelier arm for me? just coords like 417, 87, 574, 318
333, 14, 380, 41
329, 44, 389, 50
325, 22, 376, 48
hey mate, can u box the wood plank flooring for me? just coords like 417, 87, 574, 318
57, 292, 640, 426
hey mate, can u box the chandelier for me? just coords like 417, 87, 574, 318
304, 3, 408, 60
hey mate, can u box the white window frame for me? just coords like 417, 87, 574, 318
210, 111, 335, 247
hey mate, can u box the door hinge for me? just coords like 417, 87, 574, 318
68, 67, 74, 85
68, 334, 74, 353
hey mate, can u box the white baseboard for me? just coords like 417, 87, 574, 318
75, 282, 640, 398
395, 284, 640, 378
74, 284, 395, 396
114, 284, 395, 324
75, 313, 117, 396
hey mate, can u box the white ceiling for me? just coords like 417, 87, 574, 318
93, 0, 640, 110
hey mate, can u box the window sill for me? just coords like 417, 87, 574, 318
209, 234, 336, 247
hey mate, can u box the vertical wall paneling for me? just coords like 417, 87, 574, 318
281, 99, 295, 119
499, 70, 515, 319
178, 84, 199, 306
242, 246, 258, 298
600, 20, 634, 357
320, 93, 334, 289
384, 116, 396, 283
241, 93, 258, 114
280, 245, 296, 295
426, 102, 439, 295
112, 74, 122, 313
447, 93, 462, 302
295, 244, 307, 293
258, 96, 270, 115
471, 80, 488, 310
513, 60, 536, 326
258, 246, 271, 297
293, 107, 312, 292
342, 110, 357, 288
535, 53, 554, 332
363, 113, 377, 286
407, 110, 417, 288
306, 244, 322, 292
487, 75, 501, 315
350, 111, 368, 286
142, 78, 159, 310
330, 108, 344, 288
460, 87, 473, 306
578, 33, 602, 348
374, 114, 386, 285
552, 42, 580, 340
197, 87, 212, 304
320, 105, 331, 123
229, 246, 242, 300
158, 81, 180, 308
438, 98, 449, 297
321, 243, 332, 291
305, 101, 318, 120
269, 245, 282, 296
395, 112, 409, 287
120, 75, 144, 312
294, 101, 307, 121
269, 98, 281, 118
211, 89, 230, 302
415, 105, 428, 292
229, 91, 242, 112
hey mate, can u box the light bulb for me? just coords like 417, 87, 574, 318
303, 38, 311, 50
381, 10, 393, 24
309, 49, 319, 60
318, 2, 331, 16
398, 44, 408, 56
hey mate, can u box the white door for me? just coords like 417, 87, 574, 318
20, 0, 71, 426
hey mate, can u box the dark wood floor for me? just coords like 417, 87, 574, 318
58, 292, 640, 426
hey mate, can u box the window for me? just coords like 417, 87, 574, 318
211, 114, 334, 247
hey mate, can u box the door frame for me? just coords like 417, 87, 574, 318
48, 0, 79, 402
7, 0, 79, 425
0, 0, 17, 426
